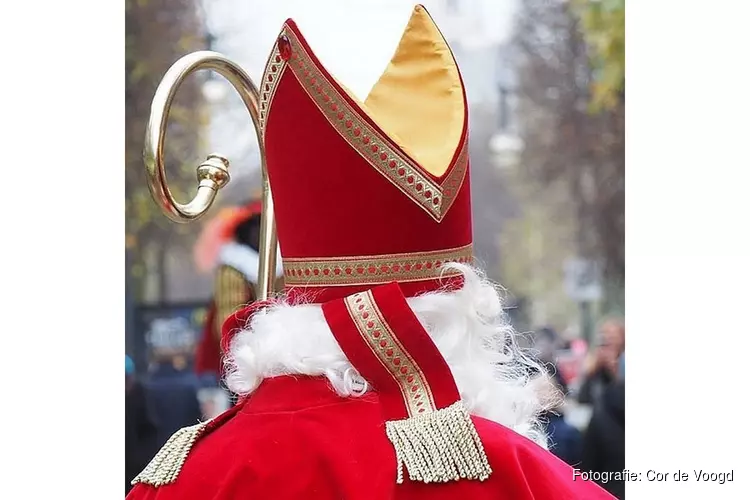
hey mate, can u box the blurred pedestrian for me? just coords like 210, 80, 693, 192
579, 318, 625, 498
533, 326, 569, 395
125, 355, 158, 495
581, 377, 625, 498
530, 328, 583, 466
192, 200, 284, 395
143, 352, 203, 449
577, 317, 624, 406
536, 373, 583, 467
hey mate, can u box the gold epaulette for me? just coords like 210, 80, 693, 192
386, 401, 491, 484
131, 420, 210, 487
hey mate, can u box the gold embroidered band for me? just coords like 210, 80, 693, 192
345, 291, 435, 416
258, 41, 288, 136
282, 244, 473, 287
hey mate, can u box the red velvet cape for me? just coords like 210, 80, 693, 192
127, 376, 614, 499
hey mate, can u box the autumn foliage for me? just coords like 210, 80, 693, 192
125, 0, 208, 299
513, 0, 624, 309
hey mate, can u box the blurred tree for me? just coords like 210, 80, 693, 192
512, 0, 624, 314
125, 0, 208, 302
573, 0, 625, 112
498, 169, 580, 329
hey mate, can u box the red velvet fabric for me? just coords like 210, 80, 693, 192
265, 19, 473, 304
322, 282, 462, 420
127, 376, 615, 500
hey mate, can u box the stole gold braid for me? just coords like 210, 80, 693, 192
344, 292, 492, 484
131, 420, 210, 487
386, 401, 492, 484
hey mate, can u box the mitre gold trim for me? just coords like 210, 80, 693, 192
283, 244, 473, 287
259, 41, 287, 136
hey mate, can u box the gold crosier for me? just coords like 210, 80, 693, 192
143, 51, 277, 300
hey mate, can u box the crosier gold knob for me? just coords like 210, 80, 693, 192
197, 154, 230, 190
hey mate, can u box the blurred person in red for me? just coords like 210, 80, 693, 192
577, 317, 624, 407
128, 6, 615, 499
192, 200, 284, 388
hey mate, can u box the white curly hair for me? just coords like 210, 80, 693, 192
224, 263, 550, 447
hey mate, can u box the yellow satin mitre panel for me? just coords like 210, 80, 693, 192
363, 5, 465, 178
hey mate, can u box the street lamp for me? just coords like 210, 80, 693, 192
488, 51, 524, 169
202, 79, 228, 104
201, 32, 228, 104
489, 130, 523, 170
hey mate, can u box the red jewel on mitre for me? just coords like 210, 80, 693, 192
261, 5, 473, 304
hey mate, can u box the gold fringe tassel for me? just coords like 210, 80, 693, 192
131, 421, 209, 487
385, 401, 492, 484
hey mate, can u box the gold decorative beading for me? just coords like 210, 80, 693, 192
283, 244, 473, 287
345, 291, 435, 416
131, 421, 210, 487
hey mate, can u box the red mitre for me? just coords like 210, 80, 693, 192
262, 6, 473, 303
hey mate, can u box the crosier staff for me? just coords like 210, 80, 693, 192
143, 51, 277, 301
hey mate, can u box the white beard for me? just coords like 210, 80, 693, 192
224, 264, 549, 448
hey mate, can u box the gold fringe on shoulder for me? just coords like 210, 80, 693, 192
385, 401, 492, 484
131, 421, 210, 487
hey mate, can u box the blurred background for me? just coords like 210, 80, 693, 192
125, 0, 624, 497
